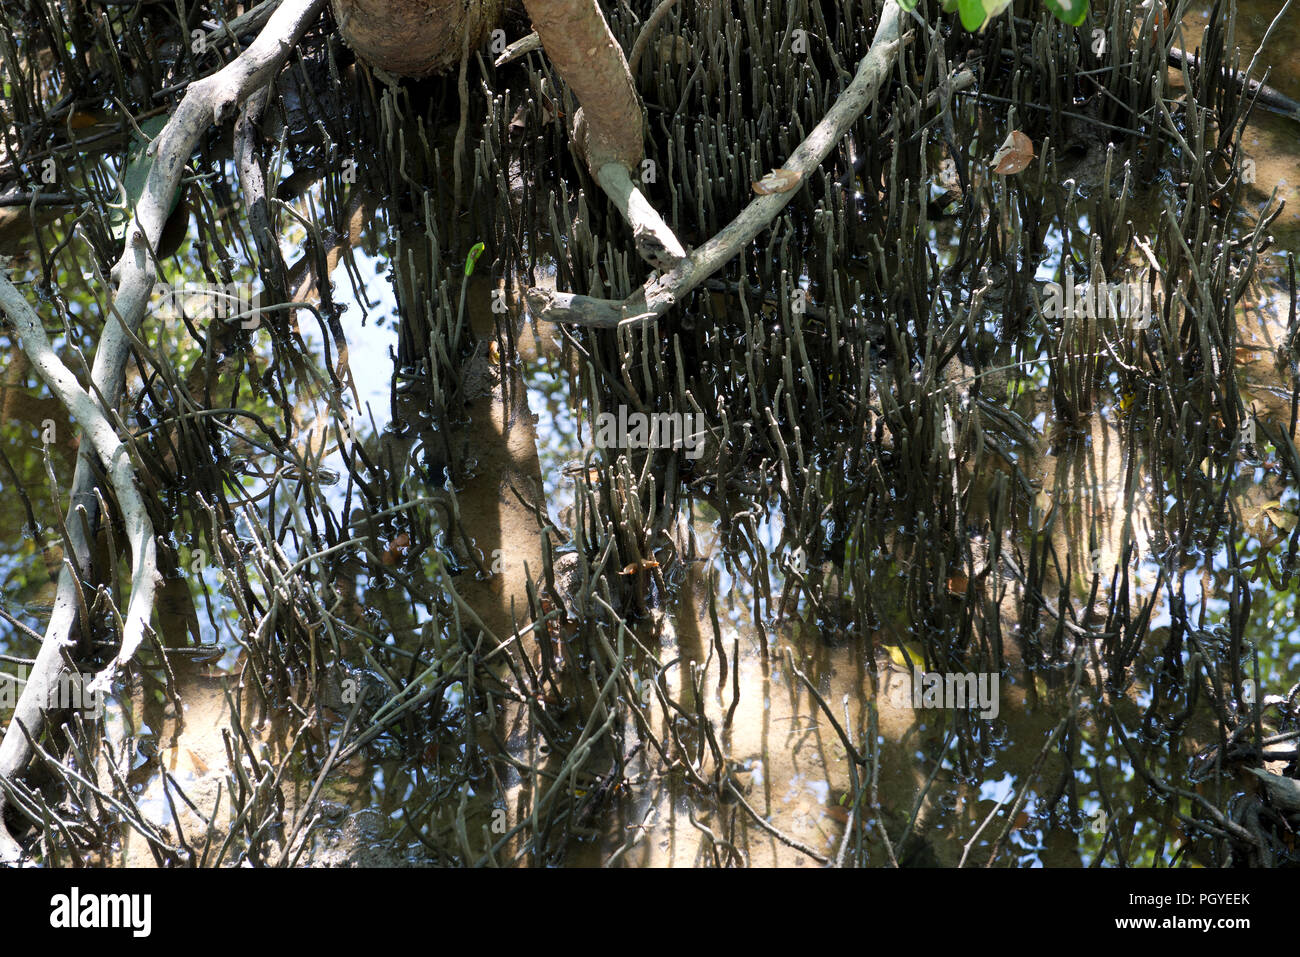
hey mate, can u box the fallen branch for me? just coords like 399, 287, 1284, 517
0, 0, 327, 864
493, 30, 541, 68
525, 1, 906, 328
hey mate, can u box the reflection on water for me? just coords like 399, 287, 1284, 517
1, 0, 1299, 867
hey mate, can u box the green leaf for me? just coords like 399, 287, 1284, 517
897, 0, 919, 9
886, 640, 927, 670
954, 0, 1015, 30
957, 0, 990, 30
464, 241, 486, 277
1043, 0, 1088, 27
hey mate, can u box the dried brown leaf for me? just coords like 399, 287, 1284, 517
990, 130, 1034, 175
752, 168, 803, 195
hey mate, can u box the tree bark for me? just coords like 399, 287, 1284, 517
331, 0, 504, 78
522, 0, 643, 173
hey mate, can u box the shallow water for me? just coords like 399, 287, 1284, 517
1, 0, 1299, 867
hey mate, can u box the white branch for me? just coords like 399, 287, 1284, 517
0, 273, 159, 693
0, 0, 327, 863
596, 162, 688, 269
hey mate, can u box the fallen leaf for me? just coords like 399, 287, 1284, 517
381, 531, 410, 566
185, 748, 209, 776
509, 103, 528, 133
752, 168, 803, 195
886, 640, 926, 669
824, 804, 851, 824
1266, 505, 1297, 532
620, 559, 660, 574
990, 130, 1034, 175
1034, 488, 1053, 515
1241, 499, 1296, 535
67, 109, 103, 130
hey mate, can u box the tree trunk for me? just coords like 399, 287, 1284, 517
331, 0, 504, 77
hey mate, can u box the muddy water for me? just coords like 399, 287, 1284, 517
2, 3, 1299, 867
547, 1, 1300, 866
1182, 4, 1300, 241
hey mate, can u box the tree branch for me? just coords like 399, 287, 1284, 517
522, 0, 642, 171
0, 0, 327, 864
524, 0, 686, 270
0, 270, 159, 707
526, 1, 906, 329
627, 0, 678, 76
